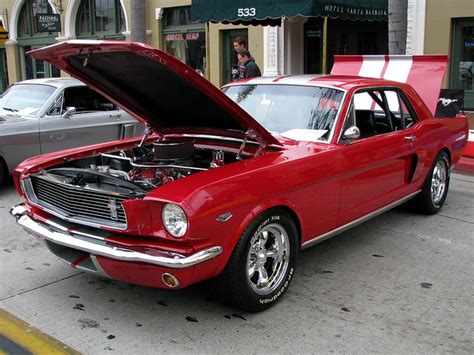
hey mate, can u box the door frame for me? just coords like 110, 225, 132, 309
220, 29, 248, 86
450, 17, 474, 110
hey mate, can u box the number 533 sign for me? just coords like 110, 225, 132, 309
237, 8, 256, 17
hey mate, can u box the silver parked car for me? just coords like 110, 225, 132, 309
0, 77, 144, 183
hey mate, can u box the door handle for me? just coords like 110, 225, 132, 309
109, 113, 121, 119
404, 136, 417, 142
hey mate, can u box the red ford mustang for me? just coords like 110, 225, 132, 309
10, 41, 468, 312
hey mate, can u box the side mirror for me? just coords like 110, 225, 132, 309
61, 106, 76, 118
343, 126, 361, 140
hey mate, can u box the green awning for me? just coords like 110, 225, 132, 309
191, 0, 388, 26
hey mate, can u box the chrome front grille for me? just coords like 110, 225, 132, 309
29, 176, 127, 228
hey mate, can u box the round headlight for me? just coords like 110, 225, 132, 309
162, 203, 188, 238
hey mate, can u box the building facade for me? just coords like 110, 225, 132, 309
407, 0, 474, 111
0, 0, 389, 91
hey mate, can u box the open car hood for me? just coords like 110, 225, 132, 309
28, 40, 281, 146
331, 55, 448, 116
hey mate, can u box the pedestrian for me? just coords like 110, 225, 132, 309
232, 37, 247, 80
238, 50, 262, 78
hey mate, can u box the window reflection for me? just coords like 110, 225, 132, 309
224, 85, 344, 141
163, 7, 206, 75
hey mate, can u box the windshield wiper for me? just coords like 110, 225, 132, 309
2, 107, 18, 112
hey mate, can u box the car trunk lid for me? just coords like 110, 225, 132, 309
331, 55, 448, 116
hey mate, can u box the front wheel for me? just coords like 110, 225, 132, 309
212, 209, 298, 312
413, 151, 450, 214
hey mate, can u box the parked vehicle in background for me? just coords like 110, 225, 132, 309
0, 77, 144, 184
10, 41, 469, 312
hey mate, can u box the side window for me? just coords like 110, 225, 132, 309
352, 90, 390, 139
342, 102, 355, 133
399, 92, 418, 128
47, 94, 63, 116
349, 88, 419, 140
386, 89, 418, 129
62, 86, 117, 114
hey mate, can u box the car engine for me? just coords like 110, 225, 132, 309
38, 140, 233, 195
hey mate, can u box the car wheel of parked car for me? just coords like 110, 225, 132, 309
414, 151, 450, 214
212, 209, 298, 312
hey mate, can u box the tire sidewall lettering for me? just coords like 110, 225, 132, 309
259, 267, 294, 304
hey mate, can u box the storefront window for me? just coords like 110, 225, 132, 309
77, 0, 125, 38
20, 45, 60, 80
451, 18, 474, 110
18, 0, 55, 37
17, 0, 59, 80
165, 7, 192, 27
162, 7, 206, 75
326, 19, 388, 73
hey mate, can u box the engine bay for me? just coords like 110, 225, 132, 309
41, 140, 238, 194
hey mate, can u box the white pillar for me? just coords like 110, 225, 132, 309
263, 25, 281, 76
406, 0, 426, 55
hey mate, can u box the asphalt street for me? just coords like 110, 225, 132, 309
1, 173, 473, 354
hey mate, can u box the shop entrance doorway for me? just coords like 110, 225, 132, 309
304, 18, 323, 74
221, 29, 248, 85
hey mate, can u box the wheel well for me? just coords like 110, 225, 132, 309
0, 155, 9, 176
440, 148, 451, 165
0, 156, 7, 182
271, 206, 302, 245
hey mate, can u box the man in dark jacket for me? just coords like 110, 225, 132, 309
238, 50, 262, 78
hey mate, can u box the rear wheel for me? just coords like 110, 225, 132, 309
413, 151, 450, 214
212, 209, 298, 312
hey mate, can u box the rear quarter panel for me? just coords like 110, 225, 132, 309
403, 84, 468, 176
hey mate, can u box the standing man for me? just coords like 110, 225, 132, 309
232, 37, 247, 80
233, 36, 247, 54
238, 50, 262, 78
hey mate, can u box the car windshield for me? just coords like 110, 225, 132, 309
223, 84, 345, 142
0, 84, 56, 116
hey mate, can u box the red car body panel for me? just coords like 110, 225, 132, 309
11, 42, 469, 290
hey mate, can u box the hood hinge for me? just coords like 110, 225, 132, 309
139, 124, 162, 147
236, 129, 268, 160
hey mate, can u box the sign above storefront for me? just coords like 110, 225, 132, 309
36, 14, 61, 32
165, 32, 201, 41
192, 0, 388, 26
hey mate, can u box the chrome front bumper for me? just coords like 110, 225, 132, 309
10, 204, 222, 269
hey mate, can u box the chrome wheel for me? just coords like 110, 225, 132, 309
431, 160, 447, 205
246, 223, 290, 295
